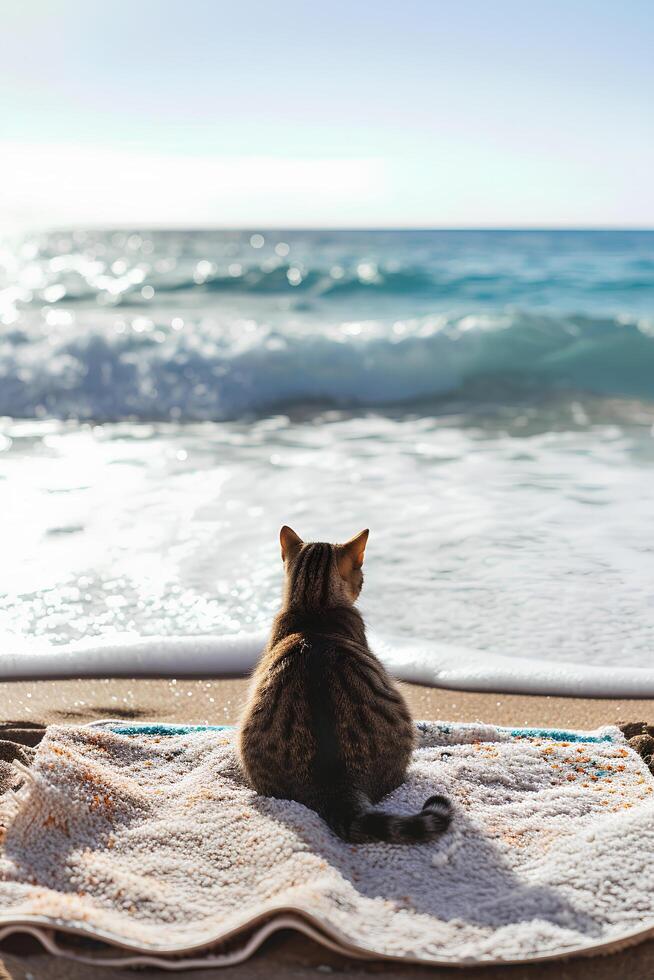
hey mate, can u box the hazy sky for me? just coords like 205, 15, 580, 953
1, 0, 652, 228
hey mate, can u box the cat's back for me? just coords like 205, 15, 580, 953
238, 630, 316, 798
321, 629, 415, 788
239, 615, 414, 804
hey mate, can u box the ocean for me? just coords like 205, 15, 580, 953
1, 229, 653, 687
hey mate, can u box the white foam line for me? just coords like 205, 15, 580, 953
3, 631, 654, 698
0, 633, 263, 681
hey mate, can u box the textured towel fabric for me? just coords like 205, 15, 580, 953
0, 740, 35, 799
0, 721, 652, 969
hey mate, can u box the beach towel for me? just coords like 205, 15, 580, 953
0, 720, 652, 970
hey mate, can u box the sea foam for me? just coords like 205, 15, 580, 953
2, 311, 654, 421
4, 631, 654, 697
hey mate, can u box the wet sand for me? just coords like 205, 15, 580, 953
1, 675, 654, 731
0, 676, 652, 979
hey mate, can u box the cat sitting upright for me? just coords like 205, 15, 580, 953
238, 526, 451, 843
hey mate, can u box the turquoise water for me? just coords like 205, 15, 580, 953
1, 229, 653, 418
1, 230, 653, 677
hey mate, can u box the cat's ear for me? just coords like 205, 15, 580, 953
341, 529, 369, 569
280, 525, 303, 561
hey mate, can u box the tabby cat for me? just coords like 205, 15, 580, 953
238, 526, 452, 843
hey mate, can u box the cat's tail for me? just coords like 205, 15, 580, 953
322, 788, 452, 844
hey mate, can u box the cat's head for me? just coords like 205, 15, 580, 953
279, 526, 369, 607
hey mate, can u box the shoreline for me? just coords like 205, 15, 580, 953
6, 631, 654, 699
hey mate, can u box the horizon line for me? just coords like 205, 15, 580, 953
19, 224, 654, 234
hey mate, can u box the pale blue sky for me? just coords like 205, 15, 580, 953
1, 0, 652, 227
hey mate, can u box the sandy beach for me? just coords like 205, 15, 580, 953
0, 677, 652, 979
3, 676, 654, 731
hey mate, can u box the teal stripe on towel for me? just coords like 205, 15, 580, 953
107, 724, 232, 736
502, 727, 616, 743
105, 722, 618, 743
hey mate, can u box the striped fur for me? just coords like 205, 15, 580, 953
238, 528, 452, 844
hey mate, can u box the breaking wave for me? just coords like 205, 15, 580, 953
1, 311, 654, 421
